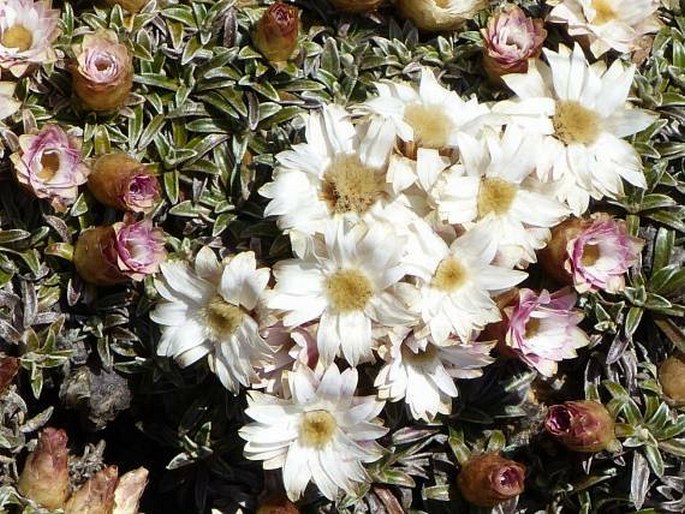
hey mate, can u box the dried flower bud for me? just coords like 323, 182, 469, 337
659, 354, 685, 406
18, 428, 69, 509
0, 355, 20, 392
253, 2, 299, 63
481, 5, 546, 82
74, 220, 166, 286
396, 0, 486, 32
457, 453, 526, 507
329, 0, 384, 13
71, 30, 133, 112
541, 214, 644, 294
545, 400, 617, 453
113, 467, 149, 514
105, 0, 148, 13
256, 492, 299, 514
65, 465, 118, 514
88, 153, 161, 213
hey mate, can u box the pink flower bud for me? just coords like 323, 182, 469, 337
504, 288, 590, 377
71, 30, 133, 112
545, 400, 617, 453
457, 453, 526, 507
88, 153, 161, 213
18, 428, 70, 509
74, 220, 166, 285
10, 124, 90, 212
253, 2, 300, 63
0, 355, 19, 392
65, 465, 118, 514
542, 213, 644, 294
113, 467, 149, 514
481, 5, 546, 82
659, 354, 685, 406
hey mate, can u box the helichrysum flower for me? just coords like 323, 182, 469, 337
542, 213, 644, 293
482, 5, 547, 81
74, 220, 166, 285
0, 355, 20, 392
504, 288, 590, 376
64, 465, 118, 514
0, 0, 60, 77
544, 400, 617, 452
88, 153, 161, 213
494, 43, 658, 215
11, 124, 90, 211
396, 0, 487, 31
112, 467, 149, 514
151, 248, 272, 393
71, 30, 133, 112
659, 354, 685, 406
253, 2, 299, 64
457, 453, 526, 507
18, 428, 70, 509
547, 0, 661, 57
239, 364, 388, 501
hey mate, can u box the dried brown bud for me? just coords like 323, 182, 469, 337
253, 2, 300, 63
457, 453, 526, 507
113, 467, 149, 514
256, 492, 299, 514
659, 354, 685, 406
88, 153, 161, 213
0, 355, 20, 392
65, 465, 119, 514
329, 0, 384, 13
545, 400, 617, 453
18, 428, 70, 509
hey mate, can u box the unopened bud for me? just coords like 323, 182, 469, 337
253, 2, 300, 63
659, 354, 685, 406
545, 400, 617, 453
88, 153, 160, 213
457, 453, 525, 507
65, 465, 119, 514
113, 467, 149, 514
18, 428, 70, 509
0, 356, 20, 392
256, 491, 299, 514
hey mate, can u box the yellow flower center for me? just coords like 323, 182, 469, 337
321, 154, 385, 215
552, 100, 601, 146
403, 103, 453, 149
591, 0, 617, 24
432, 256, 468, 292
581, 244, 601, 266
1, 25, 33, 52
37, 150, 61, 181
524, 318, 541, 339
300, 410, 337, 448
326, 268, 374, 313
204, 296, 244, 338
477, 177, 517, 218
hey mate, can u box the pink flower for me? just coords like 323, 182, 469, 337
108, 220, 167, 281
481, 5, 546, 80
504, 288, 590, 376
545, 400, 616, 453
11, 124, 90, 211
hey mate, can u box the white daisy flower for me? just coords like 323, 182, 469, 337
151, 247, 272, 394
0, 0, 60, 77
494, 43, 658, 215
267, 222, 412, 367
375, 327, 495, 422
402, 220, 527, 344
239, 364, 387, 501
436, 125, 570, 266
359, 66, 492, 155
547, 0, 661, 57
259, 103, 412, 237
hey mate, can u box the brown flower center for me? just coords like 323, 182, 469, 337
581, 244, 601, 266
326, 268, 373, 313
432, 256, 468, 292
300, 410, 336, 448
478, 177, 517, 218
552, 100, 601, 146
321, 154, 385, 215
524, 318, 541, 339
404, 103, 453, 149
591, 0, 617, 24
1, 25, 33, 52
434, 0, 450, 8
402, 344, 437, 365
204, 296, 244, 338
38, 150, 61, 181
